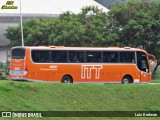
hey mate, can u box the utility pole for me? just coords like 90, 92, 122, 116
19, 0, 24, 46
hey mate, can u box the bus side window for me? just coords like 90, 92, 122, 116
103, 52, 110, 62
32, 51, 40, 63
110, 52, 118, 62
120, 52, 135, 63
58, 51, 67, 63
69, 51, 77, 62
103, 52, 118, 63
51, 51, 57, 62
128, 52, 135, 63
51, 51, 67, 63
95, 52, 102, 62
77, 52, 85, 62
31, 50, 50, 63
69, 51, 84, 63
86, 52, 101, 63
40, 51, 50, 63
120, 52, 126, 63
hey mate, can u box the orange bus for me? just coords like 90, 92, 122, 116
10, 46, 152, 84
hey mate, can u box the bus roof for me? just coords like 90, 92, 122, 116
12, 46, 147, 53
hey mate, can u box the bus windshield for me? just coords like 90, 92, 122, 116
12, 48, 25, 59
137, 51, 149, 73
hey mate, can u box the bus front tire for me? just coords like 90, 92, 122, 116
122, 76, 132, 84
61, 75, 73, 83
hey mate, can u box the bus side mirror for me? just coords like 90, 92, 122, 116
146, 69, 148, 73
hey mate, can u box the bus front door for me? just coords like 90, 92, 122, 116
140, 71, 150, 83
137, 51, 150, 83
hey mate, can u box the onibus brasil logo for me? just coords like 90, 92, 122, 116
1, 1, 18, 9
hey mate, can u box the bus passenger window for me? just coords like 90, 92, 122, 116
32, 51, 40, 62
51, 51, 57, 62
120, 52, 135, 63
103, 52, 109, 62
77, 52, 85, 62
69, 51, 84, 63
86, 52, 102, 62
40, 52, 50, 62
31, 50, 50, 63
69, 52, 76, 62
103, 52, 118, 63
51, 51, 67, 63
58, 51, 67, 62
110, 53, 118, 62
120, 52, 126, 62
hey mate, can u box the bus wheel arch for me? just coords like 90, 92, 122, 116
61, 75, 73, 83
122, 75, 133, 84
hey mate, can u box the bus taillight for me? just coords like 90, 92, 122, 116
25, 66, 28, 72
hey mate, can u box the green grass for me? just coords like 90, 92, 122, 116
151, 79, 160, 83
1, 67, 160, 119
0, 81, 160, 119
0, 81, 160, 111
154, 67, 160, 80
151, 67, 160, 83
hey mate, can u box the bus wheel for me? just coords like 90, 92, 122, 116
122, 76, 131, 84
61, 75, 73, 83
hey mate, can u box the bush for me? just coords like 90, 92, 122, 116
0, 61, 10, 80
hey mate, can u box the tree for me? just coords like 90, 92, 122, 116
49, 12, 85, 46
49, 6, 119, 47
109, 0, 160, 78
4, 2, 160, 78
78, 6, 119, 47
5, 18, 53, 46
109, 0, 160, 54
5, 6, 118, 47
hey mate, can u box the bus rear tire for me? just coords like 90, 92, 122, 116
61, 75, 73, 83
122, 76, 132, 84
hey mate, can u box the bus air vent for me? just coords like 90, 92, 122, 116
124, 47, 131, 49
49, 46, 64, 48
49, 46, 56, 48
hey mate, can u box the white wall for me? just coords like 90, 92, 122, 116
0, 50, 7, 63
0, 22, 16, 63
0, 47, 10, 63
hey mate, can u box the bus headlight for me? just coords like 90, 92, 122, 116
10, 70, 27, 76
